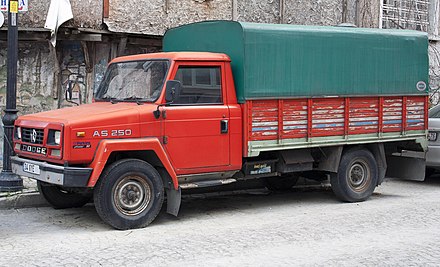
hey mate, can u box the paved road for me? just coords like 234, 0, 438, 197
1, 177, 440, 266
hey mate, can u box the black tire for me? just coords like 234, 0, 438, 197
330, 148, 378, 202
265, 175, 299, 191
93, 159, 164, 230
37, 181, 92, 209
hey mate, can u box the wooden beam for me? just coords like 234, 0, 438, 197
104, 0, 109, 18
117, 37, 127, 56
127, 37, 162, 47
58, 33, 102, 42
0, 31, 49, 41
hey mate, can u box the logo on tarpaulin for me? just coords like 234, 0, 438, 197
416, 81, 427, 92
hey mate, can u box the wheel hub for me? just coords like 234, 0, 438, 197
114, 176, 151, 216
348, 160, 370, 192
350, 163, 365, 186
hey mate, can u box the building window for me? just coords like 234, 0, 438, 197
380, 0, 430, 31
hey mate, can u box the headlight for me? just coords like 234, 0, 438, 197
54, 131, 61, 145
16, 127, 21, 139
48, 130, 61, 145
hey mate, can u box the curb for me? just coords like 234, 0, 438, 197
0, 191, 49, 209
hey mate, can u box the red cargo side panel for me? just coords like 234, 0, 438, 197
245, 96, 427, 147
283, 99, 308, 139
312, 98, 345, 137
348, 98, 379, 135
383, 97, 403, 133
406, 96, 426, 131
248, 100, 279, 141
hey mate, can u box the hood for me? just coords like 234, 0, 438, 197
17, 102, 158, 128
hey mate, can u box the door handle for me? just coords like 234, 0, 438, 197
221, 120, 229, 134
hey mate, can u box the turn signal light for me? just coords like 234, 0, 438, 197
51, 149, 61, 157
76, 132, 86, 137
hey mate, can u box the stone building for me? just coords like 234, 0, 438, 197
0, 0, 439, 157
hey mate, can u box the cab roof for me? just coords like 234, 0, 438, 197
111, 52, 231, 64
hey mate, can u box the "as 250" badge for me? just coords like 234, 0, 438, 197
93, 129, 132, 137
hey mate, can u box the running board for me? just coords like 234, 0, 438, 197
179, 178, 237, 189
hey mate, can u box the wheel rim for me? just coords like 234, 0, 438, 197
113, 175, 152, 216
348, 159, 371, 192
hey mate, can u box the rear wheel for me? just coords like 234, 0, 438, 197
93, 159, 164, 230
37, 181, 92, 209
330, 148, 378, 202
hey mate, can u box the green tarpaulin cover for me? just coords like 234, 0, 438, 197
164, 21, 429, 103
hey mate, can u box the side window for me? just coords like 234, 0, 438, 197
173, 66, 222, 105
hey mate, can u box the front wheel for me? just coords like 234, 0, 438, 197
93, 159, 164, 230
330, 148, 378, 202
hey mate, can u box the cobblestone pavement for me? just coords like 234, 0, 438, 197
1, 177, 440, 266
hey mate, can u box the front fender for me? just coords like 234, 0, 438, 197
86, 138, 178, 189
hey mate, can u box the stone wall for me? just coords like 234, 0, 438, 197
105, 0, 379, 35
356, 0, 380, 28
236, 0, 280, 24
105, 0, 233, 35
429, 41, 440, 106
283, 0, 344, 25
3, 0, 103, 29
0, 41, 59, 115
0, 41, 58, 163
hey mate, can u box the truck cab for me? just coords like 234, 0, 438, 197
12, 52, 243, 229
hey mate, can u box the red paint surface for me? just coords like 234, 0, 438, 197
87, 138, 178, 188
163, 60, 242, 175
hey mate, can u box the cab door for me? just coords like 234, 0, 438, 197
163, 63, 230, 174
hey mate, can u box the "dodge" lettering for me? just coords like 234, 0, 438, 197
21, 145, 47, 155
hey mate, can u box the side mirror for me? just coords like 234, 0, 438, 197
165, 80, 182, 103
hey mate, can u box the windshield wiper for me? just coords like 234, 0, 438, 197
123, 96, 145, 105
98, 96, 118, 104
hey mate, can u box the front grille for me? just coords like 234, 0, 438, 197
21, 128, 44, 144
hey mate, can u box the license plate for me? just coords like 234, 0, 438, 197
23, 162, 41, 175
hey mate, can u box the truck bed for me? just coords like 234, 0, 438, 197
244, 96, 427, 156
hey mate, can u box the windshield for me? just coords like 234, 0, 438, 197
94, 60, 169, 102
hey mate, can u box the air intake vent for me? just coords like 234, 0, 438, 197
21, 128, 44, 144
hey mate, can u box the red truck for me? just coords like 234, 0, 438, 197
11, 21, 428, 229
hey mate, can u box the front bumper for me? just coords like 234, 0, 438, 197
11, 156, 92, 187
